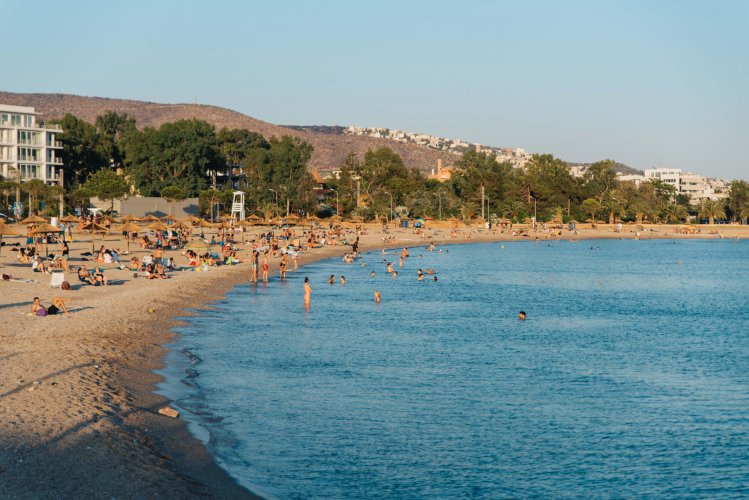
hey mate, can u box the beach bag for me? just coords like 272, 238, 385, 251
61, 281, 71, 290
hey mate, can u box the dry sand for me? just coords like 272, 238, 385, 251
1, 221, 746, 498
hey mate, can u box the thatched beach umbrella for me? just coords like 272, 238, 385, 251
183, 215, 202, 224
30, 223, 62, 256
161, 214, 178, 222
121, 214, 141, 223
20, 214, 47, 224
119, 222, 142, 253
0, 224, 20, 256
185, 239, 212, 252
147, 221, 169, 232
60, 214, 80, 223
81, 222, 109, 253
140, 214, 161, 222
170, 221, 190, 230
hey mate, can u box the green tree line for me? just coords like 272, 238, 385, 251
1, 110, 748, 223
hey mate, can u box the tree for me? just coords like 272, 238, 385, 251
727, 180, 749, 222
0, 181, 18, 212
263, 136, 314, 215
95, 111, 136, 166
83, 169, 130, 213
601, 189, 627, 224
582, 159, 619, 201
54, 114, 110, 187
697, 199, 726, 225
121, 119, 222, 197
581, 198, 602, 221
22, 179, 48, 216
451, 151, 515, 212
199, 189, 221, 221
662, 203, 688, 223
161, 186, 187, 216
519, 154, 577, 221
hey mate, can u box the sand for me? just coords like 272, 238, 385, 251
1, 220, 746, 497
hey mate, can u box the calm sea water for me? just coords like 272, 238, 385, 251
158, 239, 749, 499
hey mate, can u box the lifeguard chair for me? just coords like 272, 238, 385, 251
231, 191, 246, 221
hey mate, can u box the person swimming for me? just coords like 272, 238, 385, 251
370, 271, 375, 277
518, 311, 527, 321
417, 269, 424, 281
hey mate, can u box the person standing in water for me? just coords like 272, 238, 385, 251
340, 276, 346, 285
304, 277, 312, 308
262, 253, 269, 283
328, 274, 335, 284
374, 290, 381, 303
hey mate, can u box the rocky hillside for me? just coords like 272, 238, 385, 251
0, 92, 456, 173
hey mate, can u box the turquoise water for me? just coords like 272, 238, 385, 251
159, 239, 749, 498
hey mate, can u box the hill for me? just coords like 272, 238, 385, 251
0, 92, 456, 173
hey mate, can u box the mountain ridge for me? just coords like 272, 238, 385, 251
0, 91, 456, 172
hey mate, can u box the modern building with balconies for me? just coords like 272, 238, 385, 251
0, 104, 64, 185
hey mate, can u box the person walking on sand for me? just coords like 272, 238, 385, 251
304, 277, 312, 308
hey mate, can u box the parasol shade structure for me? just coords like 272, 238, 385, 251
161, 214, 178, 222
146, 221, 169, 231
121, 214, 141, 222
30, 223, 62, 256
185, 239, 212, 252
170, 221, 190, 230
20, 215, 47, 224
139, 214, 161, 222
60, 214, 80, 223
118, 222, 142, 252
0, 224, 20, 256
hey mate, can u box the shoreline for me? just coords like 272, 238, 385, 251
1, 223, 748, 497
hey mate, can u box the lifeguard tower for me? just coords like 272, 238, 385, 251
231, 191, 246, 221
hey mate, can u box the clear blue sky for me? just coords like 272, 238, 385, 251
4, 0, 748, 179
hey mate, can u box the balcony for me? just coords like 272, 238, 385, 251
50, 140, 63, 148
49, 157, 63, 164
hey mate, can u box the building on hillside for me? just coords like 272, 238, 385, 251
568, 165, 587, 178
427, 159, 455, 182
0, 104, 64, 185
644, 168, 682, 190
617, 173, 645, 187
643, 167, 728, 204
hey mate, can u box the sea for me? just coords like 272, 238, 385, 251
157, 239, 749, 499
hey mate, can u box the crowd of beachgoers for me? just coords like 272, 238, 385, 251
2, 213, 748, 498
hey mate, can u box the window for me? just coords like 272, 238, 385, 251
11, 114, 21, 126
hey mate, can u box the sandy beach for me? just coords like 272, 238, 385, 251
1, 220, 747, 497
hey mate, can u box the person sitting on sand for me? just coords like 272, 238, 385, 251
31, 255, 49, 274
154, 262, 168, 279
93, 267, 108, 286
129, 256, 141, 272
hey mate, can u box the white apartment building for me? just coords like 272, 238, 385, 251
0, 104, 64, 185
643, 167, 727, 204
644, 168, 682, 190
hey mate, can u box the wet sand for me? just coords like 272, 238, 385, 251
1, 221, 746, 497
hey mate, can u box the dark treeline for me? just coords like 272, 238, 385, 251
1, 111, 747, 223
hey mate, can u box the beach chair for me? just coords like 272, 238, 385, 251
49, 271, 65, 289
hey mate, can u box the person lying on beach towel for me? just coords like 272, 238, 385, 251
31, 296, 71, 316
78, 266, 105, 286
